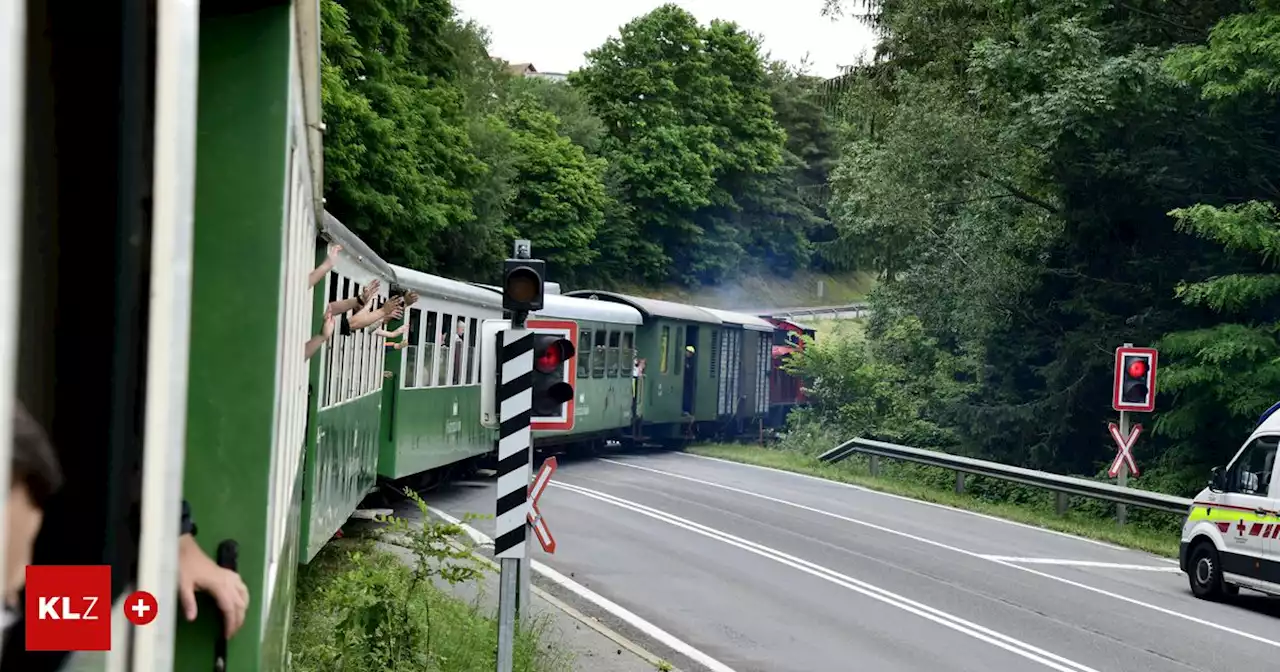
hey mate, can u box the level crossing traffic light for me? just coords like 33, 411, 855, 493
503, 257, 546, 314
531, 333, 576, 418
1112, 346, 1158, 413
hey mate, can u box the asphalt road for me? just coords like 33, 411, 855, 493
418, 450, 1280, 672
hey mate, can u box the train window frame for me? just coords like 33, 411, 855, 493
439, 313, 455, 387
606, 330, 621, 378
660, 326, 670, 374
422, 310, 438, 388
403, 306, 423, 388
578, 329, 593, 378
467, 317, 479, 385
451, 315, 468, 386
622, 331, 635, 377
351, 281, 363, 397
592, 329, 607, 378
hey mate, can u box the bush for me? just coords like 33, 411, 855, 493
290, 489, 572, 672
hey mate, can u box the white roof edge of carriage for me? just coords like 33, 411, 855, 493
467, 283, 643, 325
702, 307, 775, 332
391, 265, 502, 309
535, 293, 644, 325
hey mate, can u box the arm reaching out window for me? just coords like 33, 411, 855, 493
304, 314, 336, 360
309, 244, 341, 288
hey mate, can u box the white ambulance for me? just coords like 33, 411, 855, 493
1180, 404, 1280, 599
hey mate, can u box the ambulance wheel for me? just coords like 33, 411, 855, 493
1188, 542, 1227, 600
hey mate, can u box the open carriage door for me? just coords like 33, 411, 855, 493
1, 0, 184, 669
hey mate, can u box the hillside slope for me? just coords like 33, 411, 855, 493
617, 270, 874, 312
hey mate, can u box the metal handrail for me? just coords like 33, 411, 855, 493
818, 437, 1193, 516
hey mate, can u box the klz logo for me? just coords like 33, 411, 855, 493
25, 565, 111, 651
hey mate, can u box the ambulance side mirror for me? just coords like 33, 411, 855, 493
1207, 466, 1225, 493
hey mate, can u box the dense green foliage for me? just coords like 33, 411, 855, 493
321, 0, 837, 287
321, 0, 1280, 496
791, 0, 1280, 496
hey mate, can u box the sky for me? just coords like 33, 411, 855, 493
452, 0, 879, 80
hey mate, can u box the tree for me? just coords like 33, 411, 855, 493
320, 0, 483, 272
500, 95, 610, 286
571, 4, 788, 285
1154, 0, 1280, 482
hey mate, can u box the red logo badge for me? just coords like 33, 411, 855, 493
25, 565, 112, 651
123, 590, 157, 626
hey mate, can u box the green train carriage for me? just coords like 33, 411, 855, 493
175, 1, 326, 668
299, 212, 396, 562
701, 308, 775, 439
563, 291, 724, 443
378, 266, 502, 483
514, 293, 644, 449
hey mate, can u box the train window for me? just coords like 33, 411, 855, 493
328, 270, 339, 302
440, 314, 454, 386
592, 330, 607, 378
622, 332, 635, 375
578, 329, 592, 378
467, 317, 479, 385
404, 307, 422, 388
451, 317, 467, 386
660, 327, 670, 374
607, 331, 621, 378
453, 317, 468, 385
423, 311, 438, 388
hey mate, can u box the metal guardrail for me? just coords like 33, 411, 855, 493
819, 437, 1194, 516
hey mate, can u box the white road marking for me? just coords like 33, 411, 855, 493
978, 557, 1183, 573
672, 452, 1149, 555
553, 480, 1100, 672
601, 458, 1280, 650
427, 506, 737, 672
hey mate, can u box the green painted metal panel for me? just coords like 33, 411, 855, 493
304, 391, 381, 559
382, 386, 491, 478
260, 451, 304, 668
635, 319, 683, 427
693, 323, 717, 421
175, 6, 291, 670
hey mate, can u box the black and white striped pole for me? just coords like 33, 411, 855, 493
494, 240, 542, 672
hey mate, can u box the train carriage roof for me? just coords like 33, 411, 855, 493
391, 265, 502, 310
533, 293, 643, 325
703, 307, 775, 332
320, 211, 396, 279
562, 290, 722, 324
470, 284, 644, 326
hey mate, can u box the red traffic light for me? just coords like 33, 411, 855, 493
1127, 359, 1147, 379
534, 338, 576, 374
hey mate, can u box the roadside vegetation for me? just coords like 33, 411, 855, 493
289, 490, 571, 672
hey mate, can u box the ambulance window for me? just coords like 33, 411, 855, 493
1227, 436, 1277, 496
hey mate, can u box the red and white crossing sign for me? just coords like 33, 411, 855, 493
528, 456, 557, 553
1107, 422, 1142, 478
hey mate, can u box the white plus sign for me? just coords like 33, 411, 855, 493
131, 599, 151, 619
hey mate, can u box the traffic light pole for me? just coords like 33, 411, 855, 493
1115, 341, 1132, 527
496, 240, 535, 672
1116, 409, 1129, 526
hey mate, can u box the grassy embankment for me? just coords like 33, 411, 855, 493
290, 521, 572, 672
687, 442, 1182, 558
